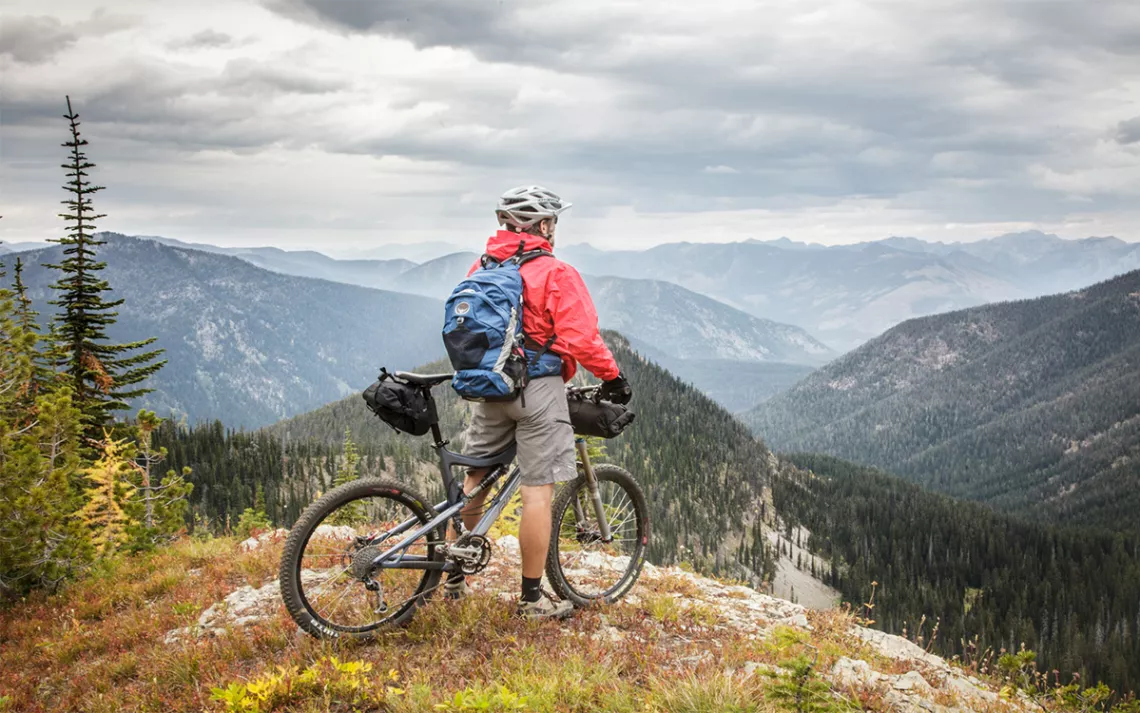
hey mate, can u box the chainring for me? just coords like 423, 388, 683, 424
450, 533, 493, 575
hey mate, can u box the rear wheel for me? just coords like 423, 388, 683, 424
279, 478, 445, 639
546, 464, 649, 606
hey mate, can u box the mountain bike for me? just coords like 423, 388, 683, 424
279, 372, 650, 639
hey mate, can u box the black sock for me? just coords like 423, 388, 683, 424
521, 576, 542, 603
447, 573, 466, 584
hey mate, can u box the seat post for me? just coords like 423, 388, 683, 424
430, 422, 446, 448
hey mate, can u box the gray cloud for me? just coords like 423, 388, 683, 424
3, 0, 1140, 248
265, 0, 533, 50
169, 28, 239, 50
0, 15, 78, 63
220, 58, 348, 96
1117, 117, 1140, 145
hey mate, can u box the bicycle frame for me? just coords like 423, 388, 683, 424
366, 417, 522, 574
365, 390, 609, 575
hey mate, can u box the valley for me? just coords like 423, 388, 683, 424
748, 269, 1140, 531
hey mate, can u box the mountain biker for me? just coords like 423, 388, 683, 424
445, 185, 632, 618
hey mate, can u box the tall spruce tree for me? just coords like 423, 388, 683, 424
43, 97, 165, 433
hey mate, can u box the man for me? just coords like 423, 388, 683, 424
445, 185, 632, 618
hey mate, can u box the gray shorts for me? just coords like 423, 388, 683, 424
463, 376, 578, 487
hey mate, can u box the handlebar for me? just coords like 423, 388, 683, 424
566, 384, 602, 395
566, 384, 604, 402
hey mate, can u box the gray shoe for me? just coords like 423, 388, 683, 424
517, 592, 574, 619
443, 577, 472, 601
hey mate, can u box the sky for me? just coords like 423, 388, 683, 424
3, 0, 1140, 256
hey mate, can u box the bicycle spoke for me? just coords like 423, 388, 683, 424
315, 578, 357, 619
303, 564, 352, 600
552, 471, 647, 602
291, 487, 441, 634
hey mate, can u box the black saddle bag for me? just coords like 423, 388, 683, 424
567, 396, 635, 439
362, 372, 436, 436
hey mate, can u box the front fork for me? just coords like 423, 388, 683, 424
574, 438, 613, 542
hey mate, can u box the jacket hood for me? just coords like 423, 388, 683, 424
484, 230, 553, 261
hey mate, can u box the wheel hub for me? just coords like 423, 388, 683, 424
351, 544, 383, 581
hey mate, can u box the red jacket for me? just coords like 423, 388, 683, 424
468, 231, 620, 382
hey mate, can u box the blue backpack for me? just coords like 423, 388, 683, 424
443, 244, 557, 401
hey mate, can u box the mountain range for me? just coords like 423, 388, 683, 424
747, 269, 1140, 531
559, 232, 1140, 351
15, 236, 445, 428
133, 231, 1140, 356
7, 235, 829, 426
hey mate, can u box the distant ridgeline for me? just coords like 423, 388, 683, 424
157, 333, 778, 582
775, 454, 1140, 695
749, 268, 1140, 532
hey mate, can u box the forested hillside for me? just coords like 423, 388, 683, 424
774, 454, 1140, 694
748, 269, 1140, 530
15, 235, 446, 427
158, 333, 777, 580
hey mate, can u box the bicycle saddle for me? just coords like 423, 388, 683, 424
395, 371, 454, 387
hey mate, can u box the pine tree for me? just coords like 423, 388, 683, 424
43, 96, 165, 434
76, 435, 137, 556
11, 257, 55, 401
329, 428, 364, 525
123, 410, 193, 550
0, 280, 90, 592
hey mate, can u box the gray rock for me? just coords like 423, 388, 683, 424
893, 670, 933, 693
830, 657, 882, 687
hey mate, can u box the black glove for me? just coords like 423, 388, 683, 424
600, 371, 632, 405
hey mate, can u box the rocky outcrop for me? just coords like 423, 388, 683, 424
167, 532, 1029, 712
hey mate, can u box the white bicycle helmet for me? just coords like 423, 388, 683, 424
495, 185, 572, 232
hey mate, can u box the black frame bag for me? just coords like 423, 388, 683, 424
362, 371, 436, 436
567, 395, 635, 439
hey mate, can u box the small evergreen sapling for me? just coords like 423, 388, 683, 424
764, 652, 855, 713
235, 486, 271, 540
329, 429, 364, 525
123, 410, 193, 550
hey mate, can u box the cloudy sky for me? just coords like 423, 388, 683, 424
3, 0, 1140, 255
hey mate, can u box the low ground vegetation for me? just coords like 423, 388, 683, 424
2, 533, 1133, 713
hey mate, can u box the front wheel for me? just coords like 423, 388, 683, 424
546, 464, 650, 606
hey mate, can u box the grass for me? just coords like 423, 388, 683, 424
0, 534, 1076, 713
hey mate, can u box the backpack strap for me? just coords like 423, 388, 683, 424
479, 246, 551, 269
525, 334, 558, 363
515, 249, 553, 266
